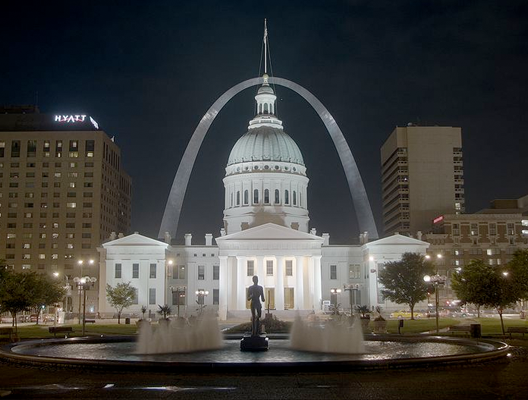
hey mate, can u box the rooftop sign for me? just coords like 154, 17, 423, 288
54, 115, 99, 129
433, 215, 444, 224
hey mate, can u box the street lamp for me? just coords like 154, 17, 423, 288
73, 276, 97, 336
195, 290, 209, 315
423, 271, 447, 334
170, 286, 186, 318
75, 259, 95, 324
330, 288, 341, 314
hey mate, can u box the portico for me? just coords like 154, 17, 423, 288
215, 223, 324, 320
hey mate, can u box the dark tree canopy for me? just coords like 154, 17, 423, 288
378, 252, 434, 320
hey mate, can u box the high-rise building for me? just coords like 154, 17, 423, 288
0, 105, 131, 313
381, 125, 464, 236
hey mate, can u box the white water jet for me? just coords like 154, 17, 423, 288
136, 312, 223, 354
290, 314, 365, 354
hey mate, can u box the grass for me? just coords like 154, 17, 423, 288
384, 317, 458, 334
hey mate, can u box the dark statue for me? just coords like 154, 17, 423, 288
240, 275, 269, 351
247, 275, 265, 336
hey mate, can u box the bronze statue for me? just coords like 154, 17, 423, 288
247, 275, 265, 335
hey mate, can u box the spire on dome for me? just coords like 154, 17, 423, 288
263, 19, 268, 75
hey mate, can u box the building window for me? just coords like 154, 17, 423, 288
489, 223, 497, 236
198, 265, 205, 280
149, 288, 156, 305
132, 288, 138, 304
247, 260, 254, 276
236, 191, 240, 206
212, 289, 219, 305
264, 189, 270, 204
286, 260, 293, 276
470, 223, 478, 236
115, 263, 122, 279
244, 190, 249, 205
275, 189, 280, 204
173, 265, 185, 279
27, 140, 37, 157
330, 265, 337, 280
11, 141, 20, 157
149, 263, 156, 279
293, 191, 297, 206
132, 263, 139, 279
349, 264, 360, 279
266, 260, 273, 276
285, 190, 289, 205
253, 189, 259, 204
213, 265, 219, 280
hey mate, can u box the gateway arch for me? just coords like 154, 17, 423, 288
158, 76, 379, 240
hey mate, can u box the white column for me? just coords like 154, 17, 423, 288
218, 256, 228, 320
257, 256, 265, 283
276, 256, 285, 311
236, 256, 246, 310
313, 255, 322, 312
295, 256, 304, 310
307, 256, 316, 310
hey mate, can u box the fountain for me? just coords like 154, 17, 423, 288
136, 313, 222, 354
290, 315, 364, 354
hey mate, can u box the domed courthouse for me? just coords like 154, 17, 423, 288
98, 76, 429, 320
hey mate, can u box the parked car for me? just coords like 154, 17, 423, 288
390, 310, 424, 319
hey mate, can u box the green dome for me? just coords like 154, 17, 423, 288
227, 126, 304, 166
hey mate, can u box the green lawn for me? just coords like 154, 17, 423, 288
384, 317, 458, 334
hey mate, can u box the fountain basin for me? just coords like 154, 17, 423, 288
0, 335, 509, 372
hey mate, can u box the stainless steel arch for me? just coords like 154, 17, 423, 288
158, 77, 379, 239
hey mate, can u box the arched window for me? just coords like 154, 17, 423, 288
236, 191, 240, 206
274, 189, 280, 204
299, 192, 302, 207
264, 103, 268, 114
264, 189, 270, 204
293, 191, 297, 206
253, 189, 259, 204
285, 190, 289, 205
244, 190, 249, 205
230, 193, 233, 207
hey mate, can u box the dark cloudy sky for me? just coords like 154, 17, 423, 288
1, 0, 527, 244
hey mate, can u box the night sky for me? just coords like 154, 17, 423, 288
1, 1, 527, 244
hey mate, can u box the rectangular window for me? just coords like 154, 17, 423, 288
27, 140, 37, 157
85, 140, 95, 157
149, 288, 156, 305
489, 223, 497, 236
132, 288, 138, 304
149, 263, 156, 279
198, 265, 205, 280
11, 140, 20, 157
115, 263, 122, 279
266, 260, 273, 276
213, 265, 219, 280
247, 260, 254, 276
55, 140, 62, 157
470, 223, 478, 236
213, 289, 219, 305
330, 265, 337, 280
132, 263, 139, 279
286, 260, 293, 276
349, 264, 360, 279
172, 265, 185, 279
0, 141, 4, 157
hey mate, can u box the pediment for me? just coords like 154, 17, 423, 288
216, 223, 323, 242
102, 233, 169, 248
365, 234, 429, 248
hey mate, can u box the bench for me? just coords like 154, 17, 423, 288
84, 319, 96, 324
507, 327, 528, 338
48, 326, 73, 338
0, 327, 14, 341
448, 325, 471, 336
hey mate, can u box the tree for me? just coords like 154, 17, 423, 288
452, 260, 520, 334
0, 271, 39, 332
451, 260, 495, 318
507, 249, 528, 301
378, 252, 434, 320
157, 304, 171, 320
106, 282, 136, 324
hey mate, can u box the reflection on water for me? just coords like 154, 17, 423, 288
12, 340, 490, 363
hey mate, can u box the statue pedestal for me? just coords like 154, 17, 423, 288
240, 334, 269, 351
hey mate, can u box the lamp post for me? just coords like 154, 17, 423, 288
73, 260, 96, 337
330, 288, 341, 314
195, 289, 208, 315
75, 259, 94, 324
424, 253, 446, 334
343, 284, 359, 315
170, 286, 186, 318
